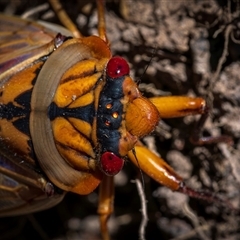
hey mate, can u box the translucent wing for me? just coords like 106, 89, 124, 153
0, 14, 72, 82
0, 152, 65, 216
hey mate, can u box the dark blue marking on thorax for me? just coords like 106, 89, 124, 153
97, 76, 124, 156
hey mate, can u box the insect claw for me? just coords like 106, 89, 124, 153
190, 106, 234, 146
178, 182, 237, 212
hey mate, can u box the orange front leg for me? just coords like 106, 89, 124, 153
128, 145, 235, 210
149, 96, 205, 119
129, 144, 182, 191
150, 96, 232, 145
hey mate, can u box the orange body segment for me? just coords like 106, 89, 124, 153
80, 36, 111, 60
52, 117, 95, 159
71, 171, 103, 195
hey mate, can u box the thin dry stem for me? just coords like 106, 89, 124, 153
131, 179, 148, 240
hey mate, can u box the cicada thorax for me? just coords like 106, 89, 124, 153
0, 31, 111, 196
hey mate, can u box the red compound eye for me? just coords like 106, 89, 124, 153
100, 152, 124, 176
106, 56, 130, 79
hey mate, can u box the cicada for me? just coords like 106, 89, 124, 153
0, 0, 237, 239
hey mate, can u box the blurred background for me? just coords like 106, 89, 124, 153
0, 1, 240, 239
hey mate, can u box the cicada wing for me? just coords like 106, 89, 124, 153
0, 14, 73, 82
0, 151, 65, 217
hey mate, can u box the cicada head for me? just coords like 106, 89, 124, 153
96, 56, 160, 176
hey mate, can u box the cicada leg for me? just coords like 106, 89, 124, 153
189, 107, 233, 145
48, 0, 109, 44
150, 96, 233, 145
128, 144, 235, 210
149, 96, 206, 118
48, 0, 82, 38
96, 0, 109, 44
97, 176, 114, 240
